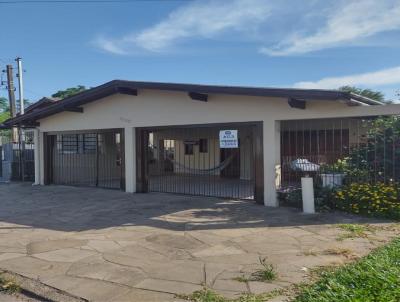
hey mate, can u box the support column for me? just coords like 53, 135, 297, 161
263, 120, 281, 207
124, 127, 136, 193
39, 131, 45, 185
33, 128, 41, 185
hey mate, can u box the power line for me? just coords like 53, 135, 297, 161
0, 0, 185, 3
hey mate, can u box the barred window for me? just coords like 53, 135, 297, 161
60, 134, 97, 154
83, 134, 97, 153
61, 135, 78, 154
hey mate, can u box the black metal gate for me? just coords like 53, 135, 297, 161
144, 124, 259, 200
47, 129, 124, 189
0, 129, 35, 182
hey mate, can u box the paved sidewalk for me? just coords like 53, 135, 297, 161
0, 183, 398, 301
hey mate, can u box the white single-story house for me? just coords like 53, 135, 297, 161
4, 80, 400, 206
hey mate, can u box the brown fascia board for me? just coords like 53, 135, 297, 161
3, 80, 380, 126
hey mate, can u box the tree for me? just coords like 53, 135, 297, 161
51, 85, 87, 99
339, 86, 388, 103
0, 97, 9, 113
0, 97, 10, 123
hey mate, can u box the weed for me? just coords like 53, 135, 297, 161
232, 275, 248, 283
233, 257, 278, 284
250, 257, 277, 282
303, 249, 318, 256
0, 276, 20, 294
336, 224, 376, 241
322, 248, 354, 258
177, 287, 285, 302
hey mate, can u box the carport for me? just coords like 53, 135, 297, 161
135, 122, 263, 200
44, 129, 124, 190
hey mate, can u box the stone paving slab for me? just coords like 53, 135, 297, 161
0, 183, 399, 301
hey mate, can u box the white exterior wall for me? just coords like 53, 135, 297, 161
34, 90, 400, 206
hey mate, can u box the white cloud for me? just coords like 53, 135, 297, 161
293, 66, 400, 89
94, 0, 400, 56
261, 0, 400, 56
94, 0, 272, 55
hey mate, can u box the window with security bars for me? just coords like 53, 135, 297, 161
59, 134, 98, 154
61, 135, 79, 154
83, 134, 97, 153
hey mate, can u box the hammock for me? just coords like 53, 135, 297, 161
172, 152, 237, 175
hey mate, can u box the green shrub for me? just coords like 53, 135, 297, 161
279, 186, 335, 212
333, 182, 400, 220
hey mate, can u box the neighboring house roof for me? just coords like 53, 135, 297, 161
3, 80, 383, 127
24, 97, 60, 114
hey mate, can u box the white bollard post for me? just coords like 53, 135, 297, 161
301, 177, 315, 214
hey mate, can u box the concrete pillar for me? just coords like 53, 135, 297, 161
39, 131, 45, 185
124, 127, 136, 193
33, 128, 41, 185
263, 120, 281, 207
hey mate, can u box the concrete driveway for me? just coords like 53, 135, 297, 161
0, 183, 398, 301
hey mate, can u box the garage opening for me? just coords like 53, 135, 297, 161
45, 129, 124, 189
138, 123, 263, 201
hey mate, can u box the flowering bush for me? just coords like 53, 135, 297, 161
334, 182, 400, 220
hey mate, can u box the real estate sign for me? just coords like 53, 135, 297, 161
219, 130, 238, 148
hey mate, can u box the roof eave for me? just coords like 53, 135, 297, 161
4, 80, 383, 126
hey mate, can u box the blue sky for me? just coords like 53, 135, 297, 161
1, 0, 400, 103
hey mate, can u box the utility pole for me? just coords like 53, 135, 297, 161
6, 65, 18, 142
6, 65, 16, 118
15, 57, 24, 114
15, 57, 26, 181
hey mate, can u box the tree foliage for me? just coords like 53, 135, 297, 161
51, 85, 87, 99
0, 97, 9, 112
339, 86, 387, 103
0, 97, 10, 123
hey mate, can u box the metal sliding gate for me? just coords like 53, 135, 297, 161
47, 129, 124, 189
146, 124, 258, 200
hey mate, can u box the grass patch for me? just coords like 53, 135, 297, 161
232, 257, 277, 283
336, 224, 376, 241
292, 238, 400, 302
177, 287, 284, 302
0, 275, 20, 294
